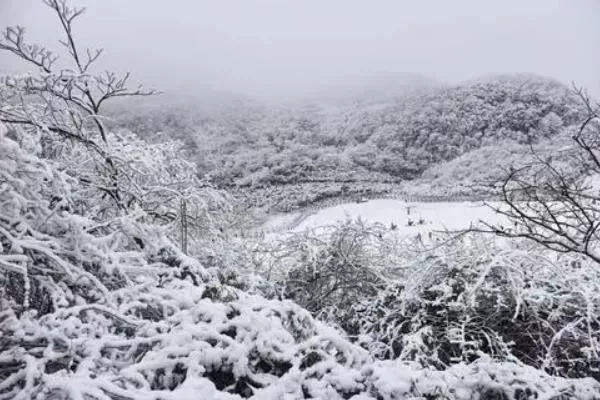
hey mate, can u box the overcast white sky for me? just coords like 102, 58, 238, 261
1, 0, 598, 100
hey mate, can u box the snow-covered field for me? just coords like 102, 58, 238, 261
266, 199, 506, 236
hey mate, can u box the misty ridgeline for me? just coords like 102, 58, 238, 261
1, 1, 600, 399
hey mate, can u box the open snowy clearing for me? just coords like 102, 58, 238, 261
266, 199, 507, 236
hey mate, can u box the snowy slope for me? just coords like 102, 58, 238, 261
288, 199, 505, 235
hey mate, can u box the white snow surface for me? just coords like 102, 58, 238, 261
268, 199, 506, 235
586, 173, 600, 192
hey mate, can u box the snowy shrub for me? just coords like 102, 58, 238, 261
347, 235, 600, 380
0, 0, 232, 258
2, 183, 599, 400
101, 130, 233, 256
268, 219, 387, 326
1, 127, 109, 312
31, 124, 233, 252
2, 260, 599, 399
259, 217, 600, 381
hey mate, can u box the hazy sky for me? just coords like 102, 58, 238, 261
1, 0, 599, 100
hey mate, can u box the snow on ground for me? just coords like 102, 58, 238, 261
586, 173, 600, 192
262, 211, 303, 230
265, 199, 506, 237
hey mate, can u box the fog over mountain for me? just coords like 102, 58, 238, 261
1, 0, 599, 102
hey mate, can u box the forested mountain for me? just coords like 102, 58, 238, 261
112, 74, 584, 189
404, 130, 587, 197
336, 75, 581, 175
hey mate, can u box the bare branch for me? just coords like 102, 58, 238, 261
0, 0, 159, 211
474, 87, 600, 265
0, 26, 57, 73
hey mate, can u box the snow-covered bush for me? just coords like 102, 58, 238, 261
262, 216, 600, 380
90, 129, 233, 256
0, 0, 233, 253
2, 230, 599, 399
265, 219, 387, 325
1, 125, 109, 312
346, 235, 600, 380
0, 125, 214, 312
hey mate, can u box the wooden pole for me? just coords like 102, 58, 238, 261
181, 198, 188, 255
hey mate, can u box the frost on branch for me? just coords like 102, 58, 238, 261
478, 88, 600, 265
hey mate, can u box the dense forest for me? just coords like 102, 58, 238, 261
112, 75, 584, 188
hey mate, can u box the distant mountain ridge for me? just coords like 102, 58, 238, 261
111, 74, 586, 193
